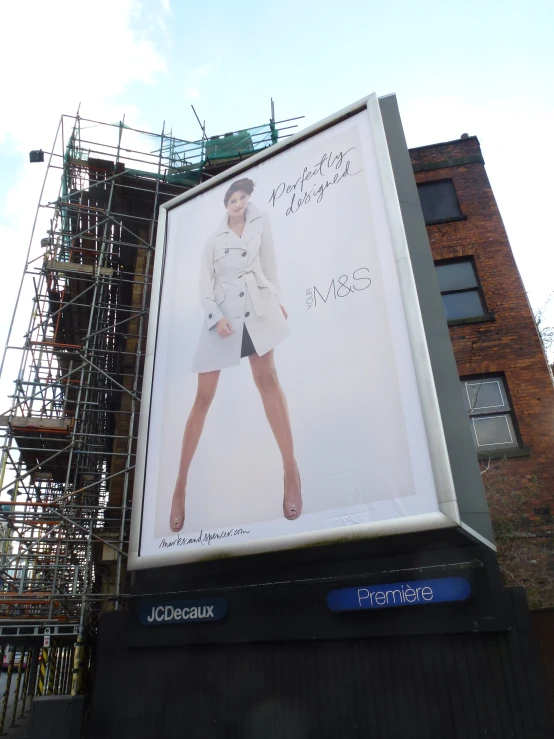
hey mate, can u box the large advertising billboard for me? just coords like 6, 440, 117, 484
128, 94, 460, 569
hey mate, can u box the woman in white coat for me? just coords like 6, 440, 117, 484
169, 177, 302, 532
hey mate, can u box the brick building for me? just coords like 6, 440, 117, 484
410, 135, 554, 604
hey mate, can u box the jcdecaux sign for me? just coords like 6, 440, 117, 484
139, 598, 228, 625
327, 577, 472, 612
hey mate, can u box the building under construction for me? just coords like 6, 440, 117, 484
0, 111, 298, 724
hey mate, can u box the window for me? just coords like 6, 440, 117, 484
417, 179, 463, 224
435, 259, 486, 321
461, 376, 519, 450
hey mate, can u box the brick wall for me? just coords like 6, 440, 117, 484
409, 138, 554, 601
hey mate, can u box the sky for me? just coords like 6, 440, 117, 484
1, 0, 553, 393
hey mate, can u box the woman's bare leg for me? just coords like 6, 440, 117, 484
170, 370, 220, 532
249, 351, 301, 519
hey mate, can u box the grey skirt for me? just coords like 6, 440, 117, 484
240, 326, 256, 358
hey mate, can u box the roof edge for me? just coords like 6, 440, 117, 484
409, 135, 480, 153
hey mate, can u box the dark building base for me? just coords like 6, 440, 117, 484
87, 588, 552, 739
28, 695, 84, 739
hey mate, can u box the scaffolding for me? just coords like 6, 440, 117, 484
0, 112, 300, 697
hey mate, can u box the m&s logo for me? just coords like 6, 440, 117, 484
306, 267, 371, 310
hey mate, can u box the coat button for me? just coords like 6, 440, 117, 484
239, 292, 244, 297
245, 312, 250, 317
242, 251, 246, 257
225, 249, 229, 254
209, 313, 213, 319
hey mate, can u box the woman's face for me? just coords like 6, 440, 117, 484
226, 190, 249, 218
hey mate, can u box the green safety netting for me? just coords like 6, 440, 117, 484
163, 123, 277, 178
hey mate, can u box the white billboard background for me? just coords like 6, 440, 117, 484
135, 106, 453, 565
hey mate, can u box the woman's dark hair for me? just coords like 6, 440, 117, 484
223, 178, 254, 207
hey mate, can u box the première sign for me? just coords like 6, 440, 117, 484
327, 577, 472, 612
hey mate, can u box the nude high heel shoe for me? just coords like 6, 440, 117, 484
170, 483, 186, 533
283, 465, 302, 520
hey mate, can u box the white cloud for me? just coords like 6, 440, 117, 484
0, 0, 169, 401
182, 65, 214, 103
0, 0, 165, 151
157, 16, 170, 35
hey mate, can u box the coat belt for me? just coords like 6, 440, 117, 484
213, 267, 268, 317
242, 268, 266, 316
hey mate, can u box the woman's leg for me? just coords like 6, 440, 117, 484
249, 350, 302, 519
170, 370, 220, 532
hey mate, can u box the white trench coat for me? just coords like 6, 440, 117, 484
191, 203, 290, 373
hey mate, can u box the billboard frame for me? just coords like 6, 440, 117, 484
129, 93, 474, 571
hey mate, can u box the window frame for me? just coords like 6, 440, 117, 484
417, 177, 466, 226
460, 374, 522, 452
435, 257, 488, 323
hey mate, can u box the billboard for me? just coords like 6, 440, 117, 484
128, 94, 460, 570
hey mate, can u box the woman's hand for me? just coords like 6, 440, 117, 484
216, 318, 234, 337
280, 304, 288, 320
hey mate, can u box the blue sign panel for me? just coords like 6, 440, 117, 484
327, 577, 472, 612
139, 597, 228, 625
